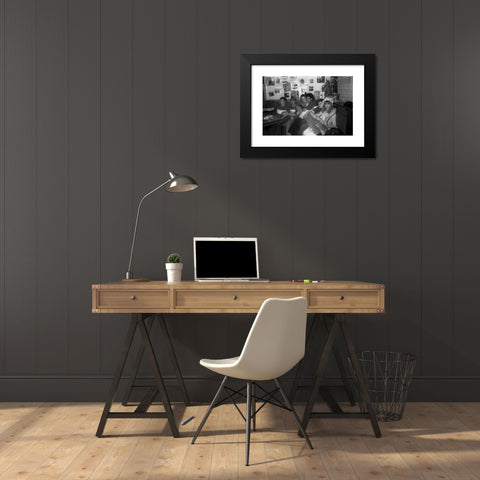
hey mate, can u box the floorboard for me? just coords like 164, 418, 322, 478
0, 402, 478, 479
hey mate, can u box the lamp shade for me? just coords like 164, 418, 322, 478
166, 171, 198, 192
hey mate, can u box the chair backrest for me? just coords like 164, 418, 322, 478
234, 297, 308, 381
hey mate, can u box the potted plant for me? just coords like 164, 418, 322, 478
165, 253, 183, 283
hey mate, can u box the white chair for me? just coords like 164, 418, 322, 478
191, 297, 313, 466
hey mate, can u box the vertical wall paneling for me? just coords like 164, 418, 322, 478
228, 0, 261, 238
388, 0, 422, 360
292, 0, 325, 55
100, 0, 133, 374
226, 0, 261, 364
162, 0, 200, 384
68, 0, 101, 374
131, 0, 167, 378
132, 0, 165, 281
421, 0, 454, 375
36, 0, 69, 374
164, 0, 197, 275
196, 0, 229, 236
453, 0, 480, 375
290, 0, 329, 379
182, 0, 232, 385
323, 0, 357, 281
356, 0, 389, 351
4, 0, 37, 374
259, 0, 294, 280
291, 0, 326, 281
322, 0, 358, 374
0, 0, 5, 375
2, 0, 480, 400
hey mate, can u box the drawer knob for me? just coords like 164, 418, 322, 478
233, 295, 238, 300
339, 295, 344, 300
131, 295, 136, 300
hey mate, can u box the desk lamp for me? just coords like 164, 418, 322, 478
123, 171, 198, 282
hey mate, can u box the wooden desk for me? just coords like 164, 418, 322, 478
92, 280, 385, 437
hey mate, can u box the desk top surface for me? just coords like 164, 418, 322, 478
94, 280, 383, 289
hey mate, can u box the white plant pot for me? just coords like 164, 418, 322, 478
165, 263, 183, 283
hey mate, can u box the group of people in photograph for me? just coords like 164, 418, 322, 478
264, 93, 352, 136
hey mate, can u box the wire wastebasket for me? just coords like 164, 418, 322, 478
350, 351, 416, 421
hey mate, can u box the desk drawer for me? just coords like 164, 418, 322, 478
175, 289, 303, 309
96, 290, 169, 309
308, 289, 381, 310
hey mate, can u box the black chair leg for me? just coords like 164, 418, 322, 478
252, 381, 256, 431
191, 375, 228, 444
275, 378, 314, 450
192, 377, 313, 467
246, 380, 252, 466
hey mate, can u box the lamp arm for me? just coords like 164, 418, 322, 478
126, 178, 172, 278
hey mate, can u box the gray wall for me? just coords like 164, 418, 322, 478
1, 0, 479, 401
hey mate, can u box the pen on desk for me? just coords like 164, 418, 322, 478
292, 279, 324, 283
181, 415, 194, 426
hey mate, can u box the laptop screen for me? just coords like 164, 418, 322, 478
194, 237, 259, 280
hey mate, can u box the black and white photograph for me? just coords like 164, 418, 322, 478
262, 75, 352, 137
240, 53, 376, 158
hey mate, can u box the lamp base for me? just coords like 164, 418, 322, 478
121, 278, 150, 282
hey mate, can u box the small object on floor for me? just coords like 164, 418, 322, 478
181, 415, 194, 426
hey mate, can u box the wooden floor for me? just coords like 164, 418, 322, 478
0, 401, 479, 479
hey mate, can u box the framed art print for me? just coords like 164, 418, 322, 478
240, 53, 376, 158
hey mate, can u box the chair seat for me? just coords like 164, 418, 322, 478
201, 356, 285, 381
200, 356, 239, 370
200, 356, 259, 380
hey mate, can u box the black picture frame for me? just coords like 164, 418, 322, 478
240, 53, 376, 158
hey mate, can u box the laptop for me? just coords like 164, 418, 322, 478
193, 237, 268, 282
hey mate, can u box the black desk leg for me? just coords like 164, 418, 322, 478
122, 313, 190, 407
324, 314, 356, 407
301, 318, 340, 431
158, 314, 191, 406
289, 314, 355, 406
289, 314, 320, 403
340, 320, 381, 438
122, 314, 154, 406
299, 315, 381, 438
96, 316, 138, 437
138, 318, 179, 437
